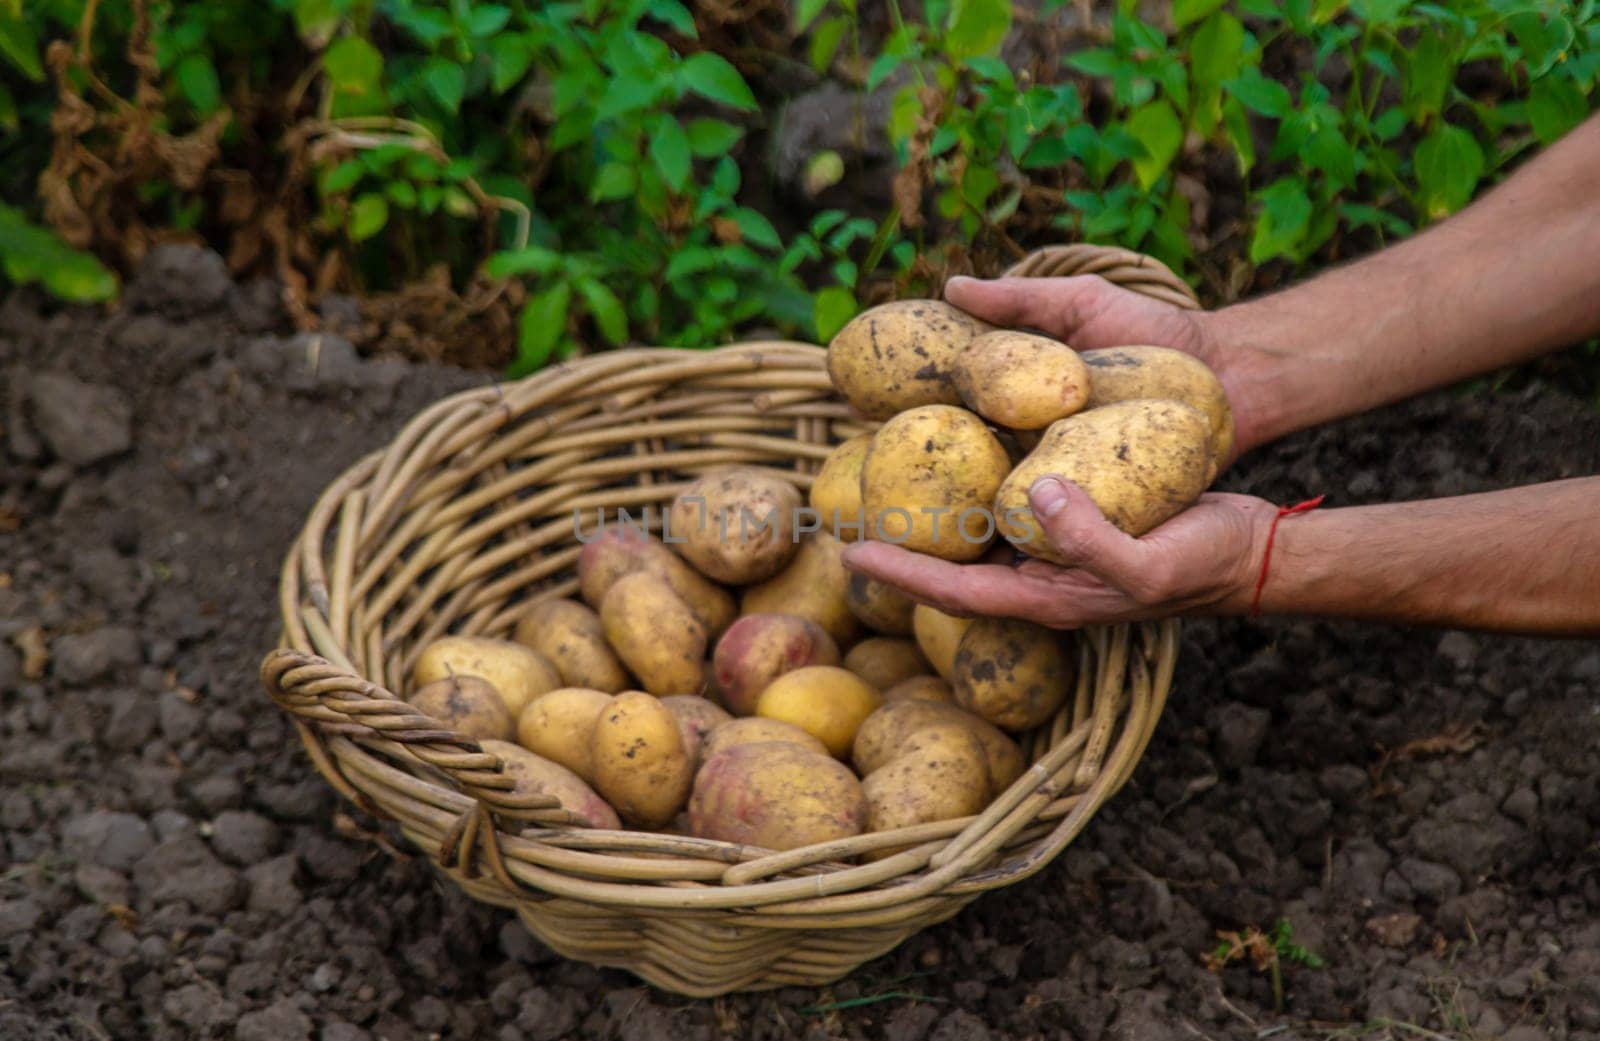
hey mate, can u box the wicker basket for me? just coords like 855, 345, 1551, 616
261, 244, 1197, 997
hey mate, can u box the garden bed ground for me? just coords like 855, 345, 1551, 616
1, 246, 1597, 1041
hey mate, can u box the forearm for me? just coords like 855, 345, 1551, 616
1236, 477, 1600, 635
1205, 113, 1600, 454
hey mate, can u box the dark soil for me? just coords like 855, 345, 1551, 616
3, 247, 1598, 1041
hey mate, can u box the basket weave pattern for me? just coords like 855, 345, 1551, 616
261, 244, 1198, 996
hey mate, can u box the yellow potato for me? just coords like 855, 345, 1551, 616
810, 434, 872, 542
481, 739, 620, 830
515, 687, 613, 782
740, 532, 861, 647
667, 467, 803, 584
882, 675, 955, 705
851, 700, 1025, 795
688, 742, 867, 851
912, 604, 973, 681
406, 675, 514, 742
660, 695, 733, 769
843, 638, 931, 691
952, 618, 1072, 731
995, 399, 1214, 564
412, 635, 561, 718
577, 527, 737, 637
513, 598, 630, 693
845, 572, 915, 636
953, 330, 1090, 430
701, 716, 831, 759
599, 573, 707, 697
826, 300, 992, 419
710, 613, 840, 716
590, 692, 694, 828
860, 405, 1010, 562
1080, 345, 1234, 467
863, 723, 990, 849
756, 665, 883, 759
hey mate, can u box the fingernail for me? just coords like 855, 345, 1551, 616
1029, 477, 1068, 519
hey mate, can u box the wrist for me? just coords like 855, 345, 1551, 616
1193, 305, 1287, 460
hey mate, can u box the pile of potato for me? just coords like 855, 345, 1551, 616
402, 296, 1231, 855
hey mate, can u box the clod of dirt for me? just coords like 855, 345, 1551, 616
25, 371, 133, 465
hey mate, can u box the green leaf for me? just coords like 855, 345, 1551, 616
486, 246, 564, 278
1401, 28, 1453, 124
1372, 107, 1407, 140
1249, 177, 1312, 262
1190, 12, 1245, 89
0, 11, 43, 82
945, 0, 1012, 59
795, 0, 831, 34
323, 35, 383, 92
347, 193, 389, 242
1526, 76, 1587, 145
1064, 48, 1120, 77
318, 158, 364, 195
43, 250, 119, 303
809, 15, 849, 73
575, 277, 628, 345
1222, 95, 1255, 174
517, 281, 572, 371
425, 59, 466, 113
292, 0, 345, 48
384, 180, 417, 208
732, 207, 781, 250
1509, 10, 1574, 79
685, 117, 743, 157
595, 76, 658, 121
1414, 122, 1484, 219
1349, 0, 1409, 25
647, 1, 698, 37
1126, 99, 1182, 188
175, 53, 223, 114
467, 4, 512, 36
491, 35, 533, 93
1173, 0, 1227, 30
680, 51, 757, 111
1226, 68, 1292, 117
590, 162, 636, 202
814, 286, 857, 341
866, 53, 901, 91
649, 116, 691, 192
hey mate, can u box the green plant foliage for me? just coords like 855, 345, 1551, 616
0, 204, 119, 302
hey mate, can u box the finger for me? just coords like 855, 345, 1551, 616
1027, 477, 1165, 600
944, 276, 1103, 340
842, 541, 1056, 619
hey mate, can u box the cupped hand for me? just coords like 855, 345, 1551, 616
840, 477, 1276, 629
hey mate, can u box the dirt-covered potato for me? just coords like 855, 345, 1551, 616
810, 433, 872, 542
590, 692, 694, 828
667, 468, 802, 584
577, 527, 737, 637
861, 405, 1010, 562
996, 399, 1213, 563
912, 604, 973, 681
513, 598, 630, 693
756, 665, 882, 758
843, 637, 931, 691
953, 330, 1090, 430
1080, 345, 1234, 467
481, 739, 621, 830
863, 722, 990, 846
851, 700, 1025, 795
515, 687, 613, 782
711, 613, 840, 716
845, 572, 915, 636
407, 675, 514, 741
952, 618, 1072, 731
701, 716, 831, 759
688, 742, 867, 851
740, 532, 861, 647
660, 695, 733, 769
412, 635, 561, 718
826, 300, 991, 419
883, 675, 955, 705
599, 573, 707, 696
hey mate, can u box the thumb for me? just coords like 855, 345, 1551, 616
944, 276, 1101, 341
1027, 477, 1153, 593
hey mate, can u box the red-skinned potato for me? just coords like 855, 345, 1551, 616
711, 613, 840, 716
688, 742, 866, 851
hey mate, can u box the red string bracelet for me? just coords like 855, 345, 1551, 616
1249, 495, 1326, 619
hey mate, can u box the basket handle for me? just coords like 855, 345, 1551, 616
1000, 244, 1199, 311
259, 648, 581, 827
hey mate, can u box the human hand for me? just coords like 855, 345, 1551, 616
944, 275, 1260, 462
841, 476, 1276, 629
